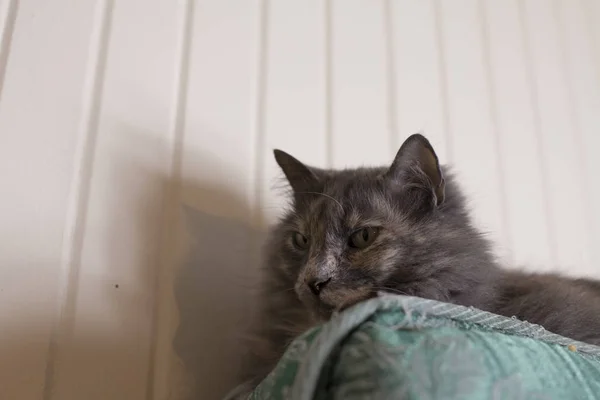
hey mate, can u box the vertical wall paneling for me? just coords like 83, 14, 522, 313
50, 2, 180, 399
558, 0, 600, 272
175, 1, 260, 398
0, 1, 97, 399
150, 1, 194, 399
45, 1, 113, 398
584, 0, 600, 70
383, 0, 398, 156
481, 0, 553, 268
435, 0, 509, 259
261, 0, 327, 222
392, 0, 448, 161
251, 0, 269, 228
477, 0, 511, 264
0, 0, 17, 99
432, 0, 453, 163
330, 0, 390, 168
324, 0, 334, 168
522, 0, 591, 275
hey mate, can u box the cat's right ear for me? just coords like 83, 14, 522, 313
274, 149, 321, 192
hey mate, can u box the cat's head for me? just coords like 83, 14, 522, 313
273, 134, 494, 319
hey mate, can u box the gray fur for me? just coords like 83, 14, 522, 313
236, 134, 600, 394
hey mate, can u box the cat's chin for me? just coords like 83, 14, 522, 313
307, 292, 376, 321
311, 304, 335, 321
297, 295, 335, 321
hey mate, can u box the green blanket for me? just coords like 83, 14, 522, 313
247, 294, 600, 400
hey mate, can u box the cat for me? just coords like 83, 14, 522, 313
231, 133, 600, 397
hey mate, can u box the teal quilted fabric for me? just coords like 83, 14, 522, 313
247, 294, 600, 400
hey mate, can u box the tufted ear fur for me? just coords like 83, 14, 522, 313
386, 133, 445, 208
273, 149, 321, 193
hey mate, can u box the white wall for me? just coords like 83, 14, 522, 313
0, 0, 598, 399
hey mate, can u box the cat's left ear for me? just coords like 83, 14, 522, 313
386, 134, 445, 206
274, 149, 321, 192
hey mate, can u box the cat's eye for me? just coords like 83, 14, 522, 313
293, 232, 309, 250
349, 227, 380, 249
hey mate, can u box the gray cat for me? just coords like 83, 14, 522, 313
233, 133, 600, 396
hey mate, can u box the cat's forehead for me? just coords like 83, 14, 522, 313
324, 167, 386, 200
293, 168, 395, 231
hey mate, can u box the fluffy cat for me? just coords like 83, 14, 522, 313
233, 133, 600, 396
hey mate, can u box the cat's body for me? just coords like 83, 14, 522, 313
233, 134, 600, 396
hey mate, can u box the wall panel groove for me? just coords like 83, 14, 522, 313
383, 0, 398, 157
251, 0, 269, 228
478, 0, 512, 263
516, 0, 558, 267
149, 0, 194, 398
432, 0, 453, 162
324, 0, 333, 169
44, 2, 114, 398
0, 0, 18, 102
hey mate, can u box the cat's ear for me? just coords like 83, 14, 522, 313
386, 134, 445, 207
274, 149, 321, 192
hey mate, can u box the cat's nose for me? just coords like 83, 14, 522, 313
307, 277, 331, 296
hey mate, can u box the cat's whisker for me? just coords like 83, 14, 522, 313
269, 286, 297, 296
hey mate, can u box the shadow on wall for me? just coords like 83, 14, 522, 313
99, 127, 267, 399
173, 179, 265, 400
108, 124, 267, 397
0, 124, 265, 399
